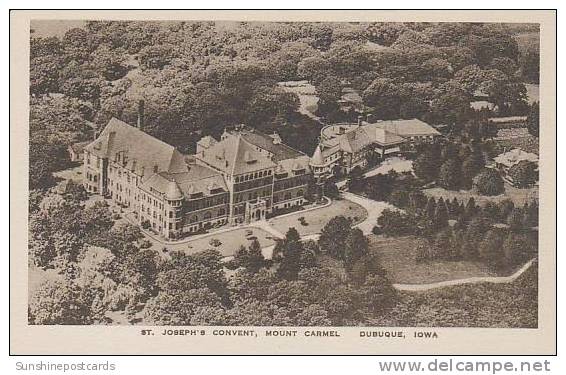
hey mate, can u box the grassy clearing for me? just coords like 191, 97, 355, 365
269, 198, 368, 237
368, 235, 495, 284
144, 227, 276, 258
52, 164, 84, 183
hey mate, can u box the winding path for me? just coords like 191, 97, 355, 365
392, 258, 536, 291
341, 192, 398, 235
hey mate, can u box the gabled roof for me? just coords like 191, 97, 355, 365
362, 125, 406, 146
84, 118, 188, 177
339, 127, 373, 154
140, 163, 228, 200
197, 135, 217, 148
198, 135, 276, 176
69, 141, 90, 154
277, 155, 311, 176
372, 118, 441, 137
225, 126, 304, 162
493, 148, 538, 168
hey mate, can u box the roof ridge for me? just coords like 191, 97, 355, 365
108, 117, 176, 151
230, 135, 242, 176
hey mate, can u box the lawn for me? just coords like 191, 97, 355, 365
368, 235, 496, 285
424, 183, 538, 206
269, 198, 368, 237
278, 80, 320, 120
147, 227, 277, 258
52, 164, 84, 183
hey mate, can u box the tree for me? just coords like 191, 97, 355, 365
29, 278, 92, 325
323, 181, 340, 200
462, 215, 492, 259
488, 57, 519, 77
433, 197, 449, 230
297, 56, 330, 83
63, 27, 94, 62
359, 274, 396, 314
479, 69, 527, 115
376, 209, 416, 237
502, 232, 532, 267
461, 149, 485, 188
367, 22, 408, 46
30, 55, 62, 96
138, 44, 176, 70
473, 168, 505, 196
507, 208, 525, 232
91, 44, 130, 80
347, 166, 364, 192
520, 48, 540, 83
522, 200, 539, 228
343, 228, 369, 269
497, 199, 515, 222
425, 196, 437, 221
478, 229, 505, 267
275, 229, 304, 281
526, 102, 539, 137
318, 216, 352, 259
454, 65, 484, 95
235, 239, 267, 274
432, 228, 453, 259
508, 160, 538, 188
413, 150, 441, 183
316, 75, 343, 103
437, 158, 462, 191
464, 197, 478, 219
145, 287, 223, 325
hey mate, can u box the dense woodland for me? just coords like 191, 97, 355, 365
30, 21, 539, 190
29, 21, 539, 327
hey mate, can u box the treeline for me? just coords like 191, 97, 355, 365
375, 195, 538, 270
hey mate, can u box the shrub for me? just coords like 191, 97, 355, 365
376, 209, 416, 237
437, 158, 462, 190
473, 168, 505, 196
508, 160, 538, 188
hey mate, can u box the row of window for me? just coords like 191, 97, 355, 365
86, 153, 101, 169
188, 208, 227, 223
234, 169, 272, 183
234, 176, 273, 192
234, 188, 271, 203
273, 190, 303, 203
185, 194, 229, 211
86, 171, 98, 183
273, 175, 309, 192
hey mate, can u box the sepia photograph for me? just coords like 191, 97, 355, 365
10, 9, 556, 355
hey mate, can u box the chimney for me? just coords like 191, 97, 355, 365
137, 100, 145, 130
357, 115, 363, 127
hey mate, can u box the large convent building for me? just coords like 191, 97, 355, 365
83, 118, 311, 240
